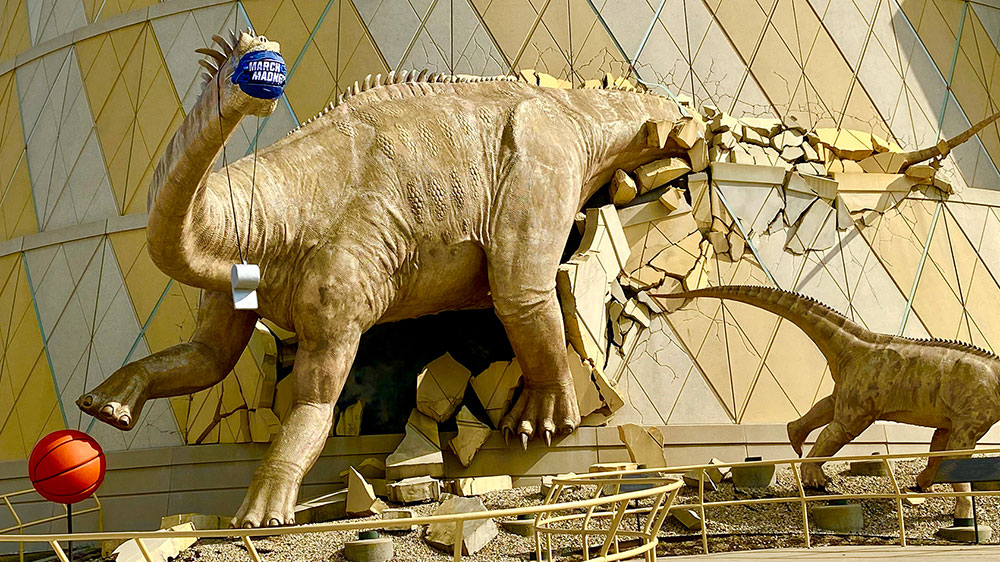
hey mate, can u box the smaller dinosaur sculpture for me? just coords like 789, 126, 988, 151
659, 285, 1000, 490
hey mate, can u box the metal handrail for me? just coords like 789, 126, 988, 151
0, 489, 102, 562
0, 478, 684, 562
3, 446, 999, 560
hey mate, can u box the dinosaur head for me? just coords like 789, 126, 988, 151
196, 29, 284, 118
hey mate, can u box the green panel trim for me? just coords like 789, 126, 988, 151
21, 251, 67, 427
936, 1, 968, 136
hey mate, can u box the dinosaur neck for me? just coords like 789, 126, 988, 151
565, 89, 687, 204
146, 74, 247, 291
671, 286, 869, 368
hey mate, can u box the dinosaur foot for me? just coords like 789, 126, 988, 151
232, 468, 299, 528
787, 419, 806, 457
500, 383, 580, 450
800, 463, 828, 489
76, 365, 149, 430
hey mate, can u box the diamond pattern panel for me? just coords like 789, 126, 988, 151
16, 46, 117, 231
0, 71, 36, 241
26, 0, 87, 46
82, 0, 158, 24
0, 253, 61, 462
0, 0, 30, 62
75, 21, 185, 216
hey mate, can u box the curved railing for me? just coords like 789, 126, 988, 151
0, 476, 684, 562
4, 447, 1000, 561
0, 490, 102, 562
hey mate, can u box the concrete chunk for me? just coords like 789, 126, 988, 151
449, 406, 491, 467
610, 169, 638, 205
634, 158, 691, 193
425, 496, 498, 555
452, 475, 513, 496
617, 423, 667, 468
386, 410, 444, 480
335, 400, 365, 436
472, 360, 522, 427
112, 523, 197, 562
388, 476, 441, 504
416, 353, 471, 422
347, 467, 384, 516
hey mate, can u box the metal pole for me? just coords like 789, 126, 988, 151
66, 504, 72, 562
973, 494, 979, 545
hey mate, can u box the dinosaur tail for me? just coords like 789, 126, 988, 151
899, 111, 1000, 170
656, 285, 868, 365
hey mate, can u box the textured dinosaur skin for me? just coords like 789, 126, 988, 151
75, 31, 689, 527
671, 285, 1000, 496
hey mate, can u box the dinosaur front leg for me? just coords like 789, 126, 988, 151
935, 421, 992, 521
800, 415, 873, 488
787, 395, 835, 457
233, 334, 358, 527
77, 290, 257, 429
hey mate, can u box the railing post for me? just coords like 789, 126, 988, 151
699, 469, 708, 555
791, 461, 811, 548
883, 458, 907, 547
136, 538, 154, 562
3, 495, 23, 562
243, 536, 263, 562
48, 540, 69, 562
599, 499, 629, 559
453, 519, 464, 562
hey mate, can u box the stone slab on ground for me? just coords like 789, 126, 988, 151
381, 508, 416, 532
449, 406, 491, 467
673, 507, 703, 530
662, 545, 1000, 560
425, 496, 498, 555
386, 410, 444, 480
731, 465, 776, 488
848, 459, 887, 477
387, 475, 441, 504
112, 523, 197, 562
500, 518, 535, 537
451, 475, 513, 496
295, 490, 347, 523
159, 513, 222, 530
344, 536, 393, 562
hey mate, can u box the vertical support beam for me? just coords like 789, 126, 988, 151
884, 458, 907, 547
453, 519, 464, 562
699, 470, 709, 555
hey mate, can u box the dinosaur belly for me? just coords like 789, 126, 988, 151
377, 240, 492, 323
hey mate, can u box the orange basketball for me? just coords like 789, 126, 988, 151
28, 430, 106, 504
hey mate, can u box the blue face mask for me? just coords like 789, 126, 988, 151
231, 50, 287, 100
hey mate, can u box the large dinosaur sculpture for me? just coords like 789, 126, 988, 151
73, 31, 696, 527
667, 285, 1000, 491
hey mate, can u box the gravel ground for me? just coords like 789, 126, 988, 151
160, 460, 1000, 561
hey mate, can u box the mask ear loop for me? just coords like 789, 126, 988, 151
216, 66, 245, 265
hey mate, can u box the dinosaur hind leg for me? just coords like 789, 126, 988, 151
915, 427, 950, 491
936, 420, 992, 520
787, 395, 835, 457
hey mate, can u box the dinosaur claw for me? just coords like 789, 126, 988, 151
544, 430, 552, 447
503, 428, 511, 446
520, 433, 529, 451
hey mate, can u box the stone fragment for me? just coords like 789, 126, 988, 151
741, 117, 782, 137
453, 475, 513, 496
728, 231, 745, 261
739, 125, 767, 146
416, 353, 471, 422
449, 406, 492, 467
536, 72, 570, 88
347, 467, 384, 516
710, 112, 739, 134
800, 174, 839, 201
816, 128, 875, 160
658, 187, 689, 213
682, 459, 729, 489
771, 130, 803, 150
712, 130, 738, 149
801, 141, 821, 162
904, 163, 936, 180
295, 490, 348, 523
583, 79, 602, 89
795, 161, 826, 176
425, 496, 498, 555
648, 231, 701, 278
335, 400, 365, 436
701, 105, 720, 119
387, 476, 441, 504
648, 277, 684, 311
646, 120, 672, 149
780, 145, 805, 162
811, 503, 863, 532
472, 360, 522, 427
519, 69, 538, 84
687, 172, 711, 230
628, 266, 666, 290
610, 169, 638, 205
634, 158, 691, 193
670, 115, 706, 149
687, 137, 709, 172
568, 345, 604, 417
249, 408, 281, 443
111, 523, 197, 562
381, 509, 416, 532
557, 253, 609, 367
683, 242, 714, 291
622, 299, 650, 328
159, 513, 222, 531
344, 536, 393, 562
386, 410, 444, 480
707, 231, 729, 254
617, 423, 667, 468
785, 199, 836, 254
673, 507, 702, 530
341, 458, 387, 482
832, 172, 916, 193
858, 151, 908, 174
826, 158, 865, 174
575, 205, 630, 282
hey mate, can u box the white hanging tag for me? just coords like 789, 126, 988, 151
231, 263, 260, 310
